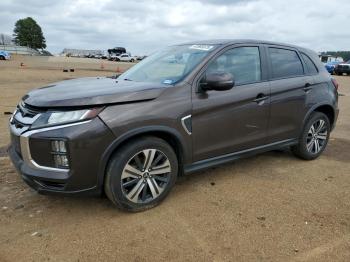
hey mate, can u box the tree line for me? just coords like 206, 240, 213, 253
321, 51, 350, 62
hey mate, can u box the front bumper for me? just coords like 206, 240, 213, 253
8, 117, 115, 195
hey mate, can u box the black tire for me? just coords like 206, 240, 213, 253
337, 72, 342, 76
104, 136, 178, 212
0, 56, 5, 60
130, 59, 134, 62
291, 112, 330, 160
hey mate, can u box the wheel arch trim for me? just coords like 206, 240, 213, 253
302, 102, 336, 131
97, 125, 189, 188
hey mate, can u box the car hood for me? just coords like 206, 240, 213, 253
22, 77, 168, 108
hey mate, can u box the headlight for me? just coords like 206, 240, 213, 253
31, 107, 103, 129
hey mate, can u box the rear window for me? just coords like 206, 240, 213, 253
301, 53, 318, 74
269, 48, 304, 79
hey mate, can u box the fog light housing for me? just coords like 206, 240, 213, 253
51, 140, 69, 169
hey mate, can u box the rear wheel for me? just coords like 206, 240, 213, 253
291, 112, 330, 160
0, 56, 5, 60
105, 136, 178, 212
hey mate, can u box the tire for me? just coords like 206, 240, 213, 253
337, 72, 342, 76
291, 112, 330, 160
0, 56, 4, 60
104, 136, 178, 212
130, 59, 134, 62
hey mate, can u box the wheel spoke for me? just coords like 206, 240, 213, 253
316, 120, 325, 133
307, 141, 314, 152
134, 154, 143, 171
314, 139, 320, 153
317, 134, 327, 140
143, 149, 156, 170
147, 178, 163, 199
122, 178, 139, 187
122, 164, 142, 179
309, 125, 315, 135
154, 175, 168, 183
141, 181, 148, 201
149, 160, 171, 175
151, 154, 164, 168
127, 179, 145, 202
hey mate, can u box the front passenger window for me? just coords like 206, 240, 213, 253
206, 47, 261, 85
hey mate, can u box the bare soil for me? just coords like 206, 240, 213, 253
1, 56, 350, 262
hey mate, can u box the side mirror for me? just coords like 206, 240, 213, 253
200, 72, 234, 92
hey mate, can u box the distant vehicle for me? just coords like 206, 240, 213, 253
40, 50, 53, 56
0, 50, 11, 60
325, 61, 341, 75
319, 54, 343, 64
115, 53, 136, 62
334, 60, 350, 76
108, 47, 126, 56
136, 55, 147, 61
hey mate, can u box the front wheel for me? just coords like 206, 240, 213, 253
291, 112, 330, 160
104, 136, 178, 212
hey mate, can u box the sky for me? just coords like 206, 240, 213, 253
0, 0, 349, 55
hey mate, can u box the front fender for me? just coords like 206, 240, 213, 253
96, 125, 190, 189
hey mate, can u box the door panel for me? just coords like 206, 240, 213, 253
192, 82, 270, 162
266, 46, 312, 142
268, 76, 312, 142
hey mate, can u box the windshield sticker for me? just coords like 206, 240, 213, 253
163, 79, 173, 84
189, 45, 214, 51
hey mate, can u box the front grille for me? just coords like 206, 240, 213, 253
10, 102, 43, 133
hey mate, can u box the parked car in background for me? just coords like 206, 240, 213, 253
8, 40, 339, 211
115, 53, 136, 62
0, 50, 11, 60
108, 47, 127, 60
325, 61, 341, 75
334, 60, 350, 75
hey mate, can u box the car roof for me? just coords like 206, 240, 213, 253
176, 39, 314, 53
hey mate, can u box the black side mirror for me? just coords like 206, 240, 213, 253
200, 72, 234, 92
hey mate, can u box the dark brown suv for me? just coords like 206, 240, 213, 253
8, 40, 339, 211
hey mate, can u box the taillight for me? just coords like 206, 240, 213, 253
331, 78, 339, 91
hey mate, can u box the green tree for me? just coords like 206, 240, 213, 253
13, 17, 46, 50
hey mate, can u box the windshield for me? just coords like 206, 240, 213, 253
119, 44, 218, 84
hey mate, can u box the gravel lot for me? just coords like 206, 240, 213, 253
0, 56, 350, 262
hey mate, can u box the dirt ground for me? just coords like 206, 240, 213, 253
0, 56, 350, 262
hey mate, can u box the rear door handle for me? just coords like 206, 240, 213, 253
303, 83, 313, 92
253, 94, 269, 103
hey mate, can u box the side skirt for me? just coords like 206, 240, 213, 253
184, 139, 298, 174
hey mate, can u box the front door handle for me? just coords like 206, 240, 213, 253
303, 83, 313, 92
253, 93, 269, 103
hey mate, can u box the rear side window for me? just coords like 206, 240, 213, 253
269, 48, 304, 79
206, 47, 261, 85
301, 53, 318, 74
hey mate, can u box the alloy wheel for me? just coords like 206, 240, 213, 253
306, 119, 328, 154
121, 149, 171, 203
